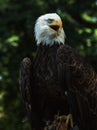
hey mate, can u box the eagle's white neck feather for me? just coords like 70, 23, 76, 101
34, 13, 66, 46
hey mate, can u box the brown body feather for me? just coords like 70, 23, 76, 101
20, 44, 97, 130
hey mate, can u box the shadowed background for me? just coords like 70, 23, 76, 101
0, 0, 97, 130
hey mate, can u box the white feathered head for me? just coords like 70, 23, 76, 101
34, 13, 66, 46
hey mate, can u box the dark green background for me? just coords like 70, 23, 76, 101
0, 0, 97, 129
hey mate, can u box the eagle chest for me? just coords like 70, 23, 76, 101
33, 45, 59, 83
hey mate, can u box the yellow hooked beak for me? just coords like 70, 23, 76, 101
49, 20, 62, 32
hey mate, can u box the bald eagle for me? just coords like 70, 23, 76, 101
20, 13, 97, 130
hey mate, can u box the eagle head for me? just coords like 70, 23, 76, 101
35, 13, 65, 46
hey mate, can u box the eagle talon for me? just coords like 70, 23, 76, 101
58, 114, 74, 129
66, 114, 73, 128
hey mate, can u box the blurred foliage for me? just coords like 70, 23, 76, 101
0, 0, 97, 129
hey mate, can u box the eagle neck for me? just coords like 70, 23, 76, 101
36, 43, 62, 55
33, 43, 61, 71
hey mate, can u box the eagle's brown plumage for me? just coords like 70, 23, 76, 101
20, 44, 97, 130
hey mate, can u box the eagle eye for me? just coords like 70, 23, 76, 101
47, 18, 54, 24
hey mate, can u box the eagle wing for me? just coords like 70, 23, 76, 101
57, 45, 97, 130
19, 58, 33, 124
19, 57, 43, 130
